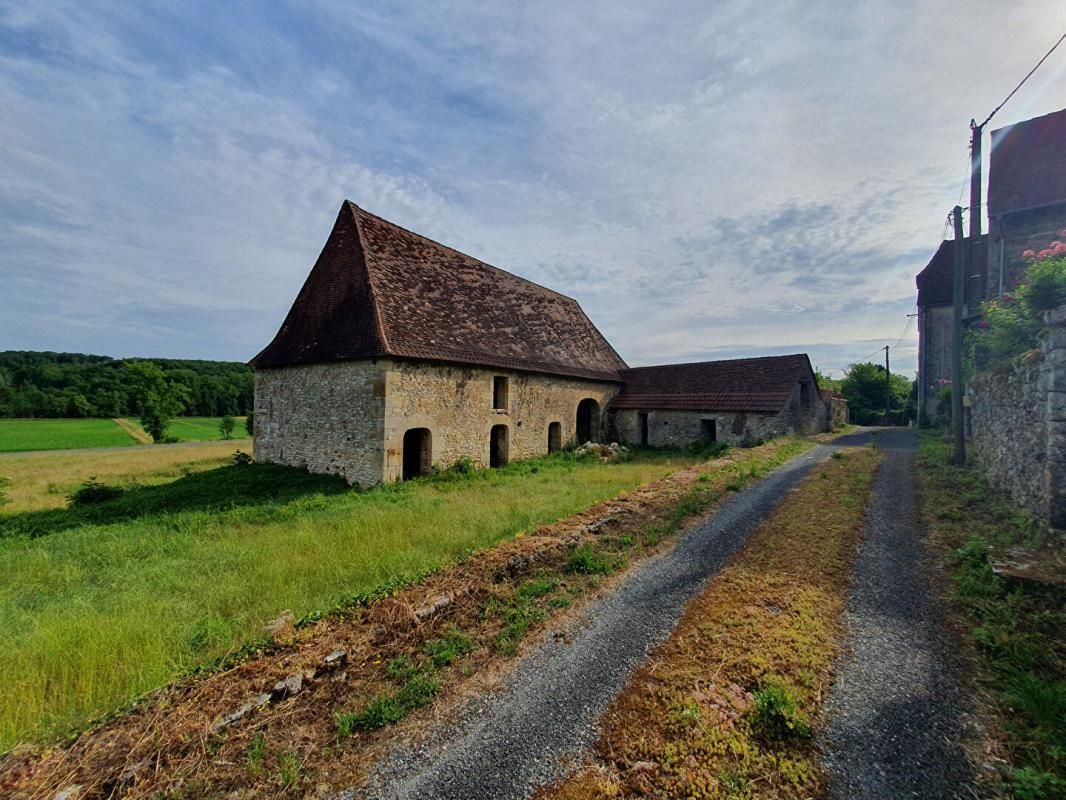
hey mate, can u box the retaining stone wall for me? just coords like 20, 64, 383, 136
970, 304, 1066, 530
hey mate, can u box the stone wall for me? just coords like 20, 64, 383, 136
254, 361, 386, 486
986, 204, 1066, 299
970, 305, 1066, 530
381, 360, 619, 482
829, 396, 849, 429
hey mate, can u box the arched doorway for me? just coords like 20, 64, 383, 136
402, 428, 432, 480
490, 424, 509, 467
576, 398, 599, 444
547, 421, 562, 453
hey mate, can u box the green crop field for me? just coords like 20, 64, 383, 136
0, 418, 137, 452
0, 417, 250, 453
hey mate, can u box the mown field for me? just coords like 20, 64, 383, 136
0, 442, 713, 751
0, 416, 249, 452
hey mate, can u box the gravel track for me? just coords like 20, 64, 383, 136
821, 428, 970, 798
354, 433, 873, 800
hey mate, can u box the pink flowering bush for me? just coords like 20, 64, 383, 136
973, 237, 1066, 367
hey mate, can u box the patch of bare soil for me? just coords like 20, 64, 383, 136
0, 440, 806, 800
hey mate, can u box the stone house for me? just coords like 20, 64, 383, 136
609, 356, 825, 447
252, 201, 826, 486
916, 106, 1066, 423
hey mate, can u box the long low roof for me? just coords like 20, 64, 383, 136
251, 201, 628, 381
612, 354, 814, 413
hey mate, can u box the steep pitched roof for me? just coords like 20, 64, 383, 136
989, 107, 1066, 217
252, 202, 628, 381
915, 235, 987, 308
613, 354, 815, 413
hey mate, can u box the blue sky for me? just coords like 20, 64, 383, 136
2, 2, 1065, 377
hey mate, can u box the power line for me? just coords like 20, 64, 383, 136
978, 31, 1066, 129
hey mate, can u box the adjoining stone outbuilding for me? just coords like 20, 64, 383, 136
609, 355, 825, 447
252, 200, 828, 486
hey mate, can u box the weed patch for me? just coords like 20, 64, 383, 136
917, 432, 1066, 795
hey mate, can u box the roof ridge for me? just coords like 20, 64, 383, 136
345, 199, 582, 304
621, 353, 807, 372
345, 202, 391, 353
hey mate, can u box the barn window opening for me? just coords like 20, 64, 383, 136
700, 419, 717, 442
402, 428, 432, 480
490, 424, 509, 467
548, 421, 562, 453
576, 398, 600, 444
493, 376, 509, 410
638, 412, 649, 446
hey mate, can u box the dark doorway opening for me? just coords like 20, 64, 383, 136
402, 428, 432, 480
490, 424, 509, 467
638, 412, 649, 446
700, 419, 717, 442
576, 398, 600, 444
548, 421, 562, 453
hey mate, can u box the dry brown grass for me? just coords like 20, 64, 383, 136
539, 447, 881, 800
0, 441, 248, 513
0, 439, 813, 799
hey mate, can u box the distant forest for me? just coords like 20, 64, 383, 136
0, 351, 253, 419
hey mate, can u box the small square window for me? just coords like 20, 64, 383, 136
493, 376, 509, 410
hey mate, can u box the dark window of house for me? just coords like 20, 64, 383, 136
548, 421, 562, 453
638, 412, 649, 446
493, 376, 509, 410
490, 424, 509, 467
701, 419, 717, 442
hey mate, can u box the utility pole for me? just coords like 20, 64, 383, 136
883, 345, 891, 425
951, 206, 967, 464
969, 120, 985, 298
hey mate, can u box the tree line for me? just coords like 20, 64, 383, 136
0, 351, 253, 419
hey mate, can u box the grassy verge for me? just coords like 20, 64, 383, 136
0, 446, 706, 750
539, 446, 881, 800
0, 418, 137, 452
916, 432, 1066, 799
124, 415, 250, 443
0, 438, 816, 797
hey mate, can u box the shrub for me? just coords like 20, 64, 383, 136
749, 678, 811, 740
566, 544, 612, 575
219, 415, 235, 440
68, 477, 124, 506
232, 450, 253, 466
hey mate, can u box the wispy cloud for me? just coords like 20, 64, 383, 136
1, 0, 1064, 375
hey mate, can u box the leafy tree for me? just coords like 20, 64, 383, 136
126, 361, 189, 443
840, 362, 913, 425
219, 414, 235, 440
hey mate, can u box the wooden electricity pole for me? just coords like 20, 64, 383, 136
970, 120, 985, 297
951, 205, 966, 464
883, 345, 891, 425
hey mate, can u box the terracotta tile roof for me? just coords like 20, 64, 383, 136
252, 202, 628, 381
989, 107, 1066, 217
915, 236, 987, 308
612, 354, 815, 413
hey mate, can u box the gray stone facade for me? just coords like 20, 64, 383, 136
970, 305, 1066, 530
611, 382, 825, 448
918, 304, 953, 423
254, 358, 617, 486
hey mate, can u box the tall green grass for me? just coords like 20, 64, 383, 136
0, 450, 693, 750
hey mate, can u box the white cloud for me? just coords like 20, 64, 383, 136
1, 0, 1065, 375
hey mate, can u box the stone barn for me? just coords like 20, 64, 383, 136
609, 355, 825, 447
252, 200, 828, 485
250, 201, 626, 486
